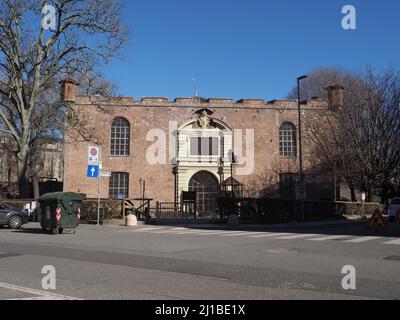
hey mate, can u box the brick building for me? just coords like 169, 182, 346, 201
63, 79, 343, 211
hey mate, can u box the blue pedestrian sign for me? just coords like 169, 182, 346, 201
87, 165, 99, 178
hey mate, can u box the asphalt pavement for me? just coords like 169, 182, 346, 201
0, 221, 399, 300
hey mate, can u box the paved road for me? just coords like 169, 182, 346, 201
0, 222, 399, 300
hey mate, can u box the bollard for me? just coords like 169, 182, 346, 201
126, 214, 138, 228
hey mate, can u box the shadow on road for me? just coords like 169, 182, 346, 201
10, 228, 47, 235
2, 220, 399, 238
145, 219, 400, 238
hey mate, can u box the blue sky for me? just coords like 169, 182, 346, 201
103, 0, 400, 100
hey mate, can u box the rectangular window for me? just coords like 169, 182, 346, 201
190, 137, 219, 156
109, 172, 129, 199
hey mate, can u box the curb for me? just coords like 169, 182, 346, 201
80, 217, 367, 231
133, 218, 365, 231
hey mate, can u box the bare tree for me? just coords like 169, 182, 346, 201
341, 68, 400, 202
288, 67, 361, 100
304, 67, 400, 203
0, 0, 128, 198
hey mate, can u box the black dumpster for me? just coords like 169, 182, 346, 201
38, 192, 82, 235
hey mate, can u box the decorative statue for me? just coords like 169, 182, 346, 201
198, 110, 210, 129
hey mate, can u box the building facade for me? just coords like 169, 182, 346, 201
0, 136, 64, 198
63, 79, 343, 208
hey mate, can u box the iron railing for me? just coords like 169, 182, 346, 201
153, 201, 225, 221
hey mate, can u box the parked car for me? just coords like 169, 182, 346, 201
388, 198, 400, 223
0, 203, 29, 229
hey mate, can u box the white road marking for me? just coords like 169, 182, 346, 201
172, 230, 222, 235
171, 231, 202, 235
195, 231, 235, 236
275, 234, 319, 240
343, 236, 382, 243
113, 227, 397, 247
308, 235, 351, 242
134, 227, 166, 232
245, 233, 291, 238
383, 238, 400, 245
0, 282, 81, 300
151, 228, 188, 233
115, 227, 167, 233
7, 296, 70, 301
220, 232, 264, 237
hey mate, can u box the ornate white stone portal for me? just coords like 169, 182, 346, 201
176, 109, 233, 213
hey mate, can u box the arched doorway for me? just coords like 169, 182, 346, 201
189, 171, 219, 215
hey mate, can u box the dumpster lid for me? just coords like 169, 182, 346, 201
39, 192, 82, 203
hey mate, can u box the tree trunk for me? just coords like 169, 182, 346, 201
32, 175, 40, 200
336, 182, 341, 201
381, 183, 389, 205
17, 148, 30, 199
367, 186, 373, 203
349, 182, 356, 202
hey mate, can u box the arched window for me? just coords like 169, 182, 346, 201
111, 118, 130, 156
279, 122, 297, 157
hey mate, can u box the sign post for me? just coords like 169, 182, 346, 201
297, 185, 306, 201
361, 192, 366, 220
293, 182, 306, 224
97, 160, 103, 225
87, 146, 102, 225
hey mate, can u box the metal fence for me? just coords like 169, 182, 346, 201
217, 197, 384, 223
152, 201, 226, 221
146, 198, 384, 224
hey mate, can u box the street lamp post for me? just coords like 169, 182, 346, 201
297, 75, 308, 221
297, 75, 307, 179
230, 152, 237, 215
218, 157, 225, 187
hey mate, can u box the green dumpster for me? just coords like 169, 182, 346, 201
38, 192, 82, 235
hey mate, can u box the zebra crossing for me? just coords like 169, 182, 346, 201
115, 226, 400, 246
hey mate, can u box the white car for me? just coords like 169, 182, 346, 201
388, 198, 400, 223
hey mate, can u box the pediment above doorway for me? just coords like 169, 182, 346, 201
178, 109, 232, 131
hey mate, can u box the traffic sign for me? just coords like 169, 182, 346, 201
361, 192, 366, 202
101, 171, 112, 177
88, 146, 100, 165
296, 185, 306, 200
87, 165, 99, 178
369, 209, 386, 229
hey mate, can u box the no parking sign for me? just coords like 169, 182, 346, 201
88, 146, 99, 166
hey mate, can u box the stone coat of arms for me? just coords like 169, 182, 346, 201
198, 110, 210, 129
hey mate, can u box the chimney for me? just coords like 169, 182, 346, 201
60, 78, 79, 102
325, 84, 344, 111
